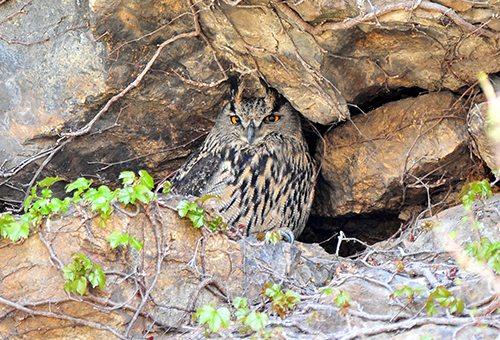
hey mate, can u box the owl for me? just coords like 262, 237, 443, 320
170, 87, 316, 242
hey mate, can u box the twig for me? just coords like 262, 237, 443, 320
0, 0, 32, 26
60, 28, 198, 137
185, 277, 229, 322
16, 137, 74, 213
0, 295, 128, 340
124, 208, 171, 337
0, 148, 54, 179
338, 315, 500, 340
88, 131, 208, 172
270, 0, 500, 39
38, 230, 65, 269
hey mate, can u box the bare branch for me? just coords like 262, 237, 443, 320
0, 295, 129, 340
270, 0, 500, 39
60, 30, 198, 138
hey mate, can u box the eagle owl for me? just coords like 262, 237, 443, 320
171, 87, 316, 241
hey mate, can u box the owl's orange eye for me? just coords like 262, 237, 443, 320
231, 116, 241, 124
265, 115, 280, 123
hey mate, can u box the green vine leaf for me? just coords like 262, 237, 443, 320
244, 311, 268, 332
0, 214, 29, 241
194, 305, 230, 333
139, 170, 154, 190
63, 253, 106, 296
107, 230, 129, 249
118, 171, 136, 185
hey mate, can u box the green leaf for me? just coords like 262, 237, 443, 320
89, 264, 106, 290
60, 197, 72, 214
64, 280, 77, 294
75, 276, 88, 296
426, 300, 438, 316
194, 305, 230, 333
38, 176, 64, 188
196, 194, 220, 204
412, 284, 428, 295
32, 199, 50, 215
176, 200, 190, 218
319, 287, 332, 296
119, 171, 136, 185
429, 286, 452, 307
0, 214, 29, 241
284, 290, 301, 307
62, 263, 77, 281
90, 196, 108, 212
86, 186, 117, 219
235, 307, 249, 319
63, 253, 106, 295
195, 304, 216, 325
393, 286, 414, 299
462, 194, 473, 211
49, 198, 63, 214
73, 253, 93, 271
460, 179, 492, 211
139, 170, 154, 190
244, 311, 268, 332
488, 255, 500, 274
162, 181, 172, 194
82, 187, 97, 201
265, 231, 281, 245
207, 215, 224, 232
212, 307, 230, 331
107, 230, 129, 249
133, 184, 154, 204
188, 210, 205, 229
335, 291, 351, 307
41, 188, 53, 198
66, 177, 92, 193
232, 297, 247, 309
264, 282, 282, 299
449, 298, 464, 315
98, 217, 109, 229
129, 236, 143, 252
24, 194, 35, 213
117, 187, 135, 205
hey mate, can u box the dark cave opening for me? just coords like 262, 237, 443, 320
299, 212, 403, 257
350, 86, 429, 116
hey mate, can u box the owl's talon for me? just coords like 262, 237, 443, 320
280, 230, 295, 243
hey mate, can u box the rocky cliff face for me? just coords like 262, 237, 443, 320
1, 0, 498, 243
1, 1, 500, 337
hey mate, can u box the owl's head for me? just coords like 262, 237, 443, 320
213, 93, 303, 147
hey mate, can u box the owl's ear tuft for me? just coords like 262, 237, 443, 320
260, 79, 286, 111
227, 76, 239, 101
227, 76, 247, 104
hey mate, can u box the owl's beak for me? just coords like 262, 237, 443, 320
247, 121, 256, 145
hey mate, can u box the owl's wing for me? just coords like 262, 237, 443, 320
171, 150, 222, 197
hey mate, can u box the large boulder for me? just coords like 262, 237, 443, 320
315, 92, 470, 218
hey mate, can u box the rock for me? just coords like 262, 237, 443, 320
468, 101, 498, 171
199, 1, 350, 124
0, 197, 337, 339
1, 186, 500, 339
434, 0, 473, 12
315, 92, 470, 218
